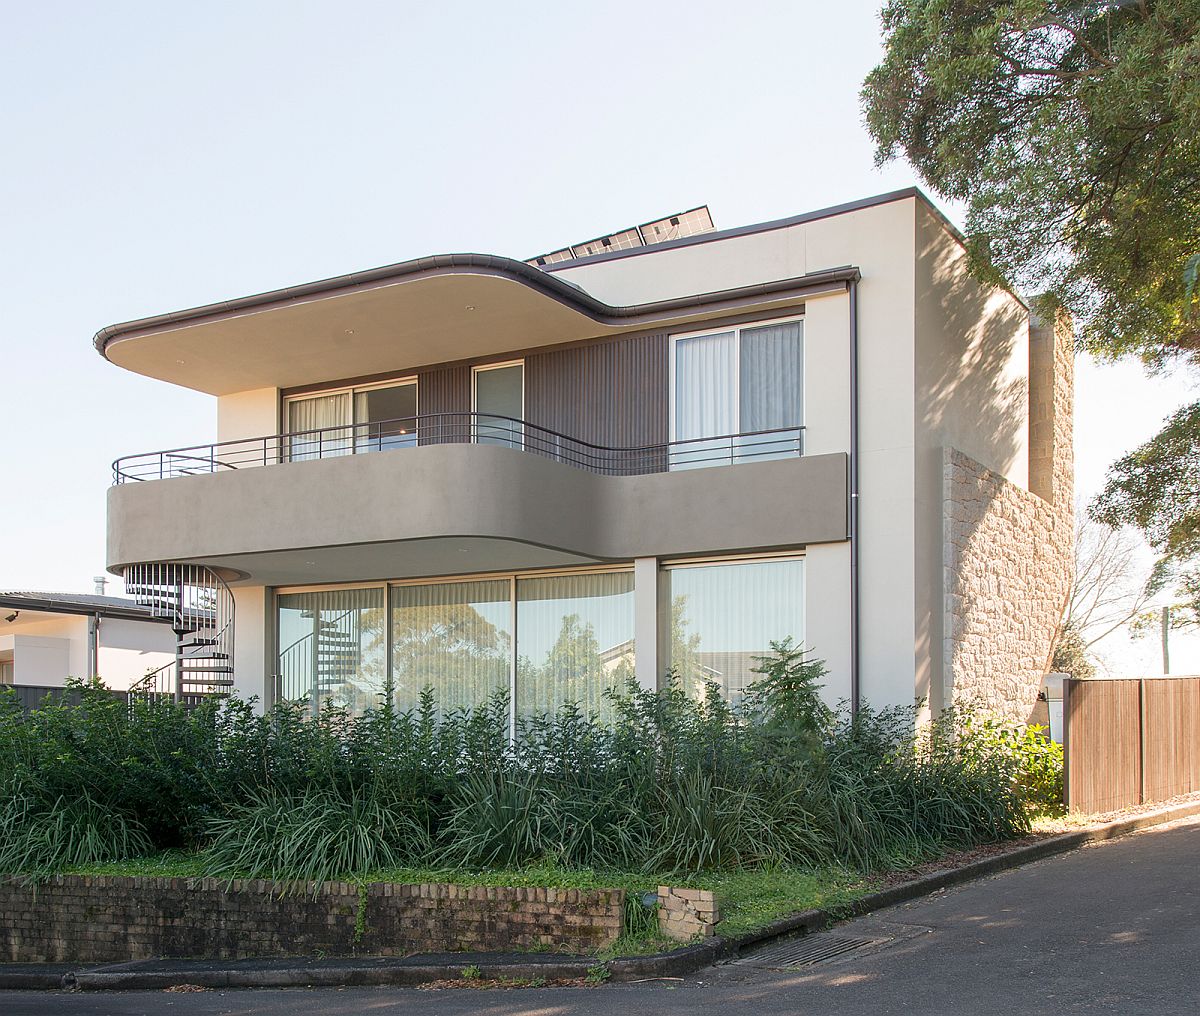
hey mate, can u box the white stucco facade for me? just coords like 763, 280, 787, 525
99, 189, 1068, 721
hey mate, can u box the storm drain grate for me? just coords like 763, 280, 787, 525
741, 934, 887, 969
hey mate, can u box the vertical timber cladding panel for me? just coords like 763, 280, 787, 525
417, 364, 471, 444
1065, 678, 1143, 813
525, 333, 670, 467
1141, 678, 1200, 803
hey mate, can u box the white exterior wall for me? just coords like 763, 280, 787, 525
914, 203, 1031, 715
804, 542, 852, 705
230, 585, 271, 708
0, 634, 71, 686
0, 615, 88, 685
0, 613, 176, 689
95, 617, 177, 691
217, 387, 279, 443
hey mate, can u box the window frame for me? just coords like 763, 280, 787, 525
282, 375, 419, 437
471, 359, 525, 449
274, 561, 635, 728
667, 314, 805, 444
657, 551, 807, 700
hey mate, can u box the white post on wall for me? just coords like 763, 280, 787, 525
633, 557, 660, 692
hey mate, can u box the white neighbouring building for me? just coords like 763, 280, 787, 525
0, 590, 178, 691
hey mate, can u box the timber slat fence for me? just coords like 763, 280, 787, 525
1064, 677, 1200, 813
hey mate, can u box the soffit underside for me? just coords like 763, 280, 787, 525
99, 267, 850, 396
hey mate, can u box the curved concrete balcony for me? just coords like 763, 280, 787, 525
107, 415, 848, 585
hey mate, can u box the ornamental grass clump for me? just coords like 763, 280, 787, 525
0, 642, 1057, 880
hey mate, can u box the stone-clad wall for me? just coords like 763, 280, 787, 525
943, 310, 1074, 723
0, 876, 625, 963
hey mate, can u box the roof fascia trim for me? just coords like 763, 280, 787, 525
0, 594, 171, 623
94, 260, 862, 361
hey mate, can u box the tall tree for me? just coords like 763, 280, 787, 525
1052, 512, 1153, 676
863, 0, 1200, 617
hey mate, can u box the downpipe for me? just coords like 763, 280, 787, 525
849, 276, 861, 718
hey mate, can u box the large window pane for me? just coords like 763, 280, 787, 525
287, 392, 352, 460
475, 364, 524, 448
661, 558, 804, 702
673, 330, 735, 469
277, 587, 386, 715
390, 580, 511, 714
516, 572, 634, 720
738, 321, 803, 462
355, 383, 417, 453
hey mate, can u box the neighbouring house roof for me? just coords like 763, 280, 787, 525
0, 591, 167, 623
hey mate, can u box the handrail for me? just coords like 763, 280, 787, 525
128, 659, 175, 697
113, 412, 805, 483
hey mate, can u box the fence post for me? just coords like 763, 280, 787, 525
1139, 678, 1147, 806
1063, 677, 1072, 812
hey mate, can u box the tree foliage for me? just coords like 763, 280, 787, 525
1092, 401, 1200, 627
864, 0, 1200, 360
864, 0, 1200, 620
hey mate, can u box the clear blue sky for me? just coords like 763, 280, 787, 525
2, 1, 1195, 671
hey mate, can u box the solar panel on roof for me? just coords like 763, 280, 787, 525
525, 205, 713, 268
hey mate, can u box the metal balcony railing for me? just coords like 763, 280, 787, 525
112, 412, 805, 484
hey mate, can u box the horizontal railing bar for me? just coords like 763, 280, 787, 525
113, 412, 804, 484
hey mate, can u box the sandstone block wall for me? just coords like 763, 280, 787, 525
943, 310, 1074, 723
0, 876, 625, 963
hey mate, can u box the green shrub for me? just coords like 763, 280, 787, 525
204, 786, 433, 885
0, 650, 1055, 880
951, 710, 1064, 811
0, 787, 153, 875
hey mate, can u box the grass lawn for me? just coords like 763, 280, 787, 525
59, 851, 875, 954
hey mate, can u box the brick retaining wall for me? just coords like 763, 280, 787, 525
0, 876, 626, 963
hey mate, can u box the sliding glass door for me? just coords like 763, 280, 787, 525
286, 391, 352, 460
515, 571, 635, 722
277, 567, 634, 721
473, 362, 524, 448
276, 587, 386, 713
285, 379, 417, 461
390, 579, 512, 714
671, 318, 803, 468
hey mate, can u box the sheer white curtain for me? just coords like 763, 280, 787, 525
287, 392, 352, 460
739, 321, 803, 460
515, 572, 635, 721
390, 580, 511, 715
661, 558, 804, 702
674, 331, 736, 468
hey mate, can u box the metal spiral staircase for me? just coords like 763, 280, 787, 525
124, 563, 235, 701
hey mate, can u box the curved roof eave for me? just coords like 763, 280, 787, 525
92, 253, 862, 361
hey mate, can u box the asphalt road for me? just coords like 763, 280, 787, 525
5, 816, 1200, 1016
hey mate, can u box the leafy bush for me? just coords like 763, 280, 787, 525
0, 647, 1057, 880
952, 709, 1064, 812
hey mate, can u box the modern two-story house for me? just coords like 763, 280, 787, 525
97, 189, 1073, 725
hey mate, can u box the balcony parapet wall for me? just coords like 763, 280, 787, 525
107, 444, 849, 580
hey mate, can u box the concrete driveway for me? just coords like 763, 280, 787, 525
4, 815, 1198, 1016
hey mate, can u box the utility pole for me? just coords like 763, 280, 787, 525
1162, 605, 1171, 675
